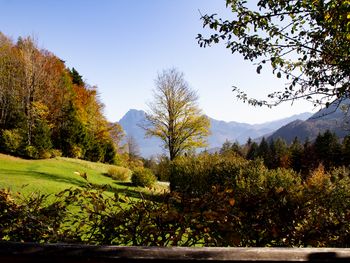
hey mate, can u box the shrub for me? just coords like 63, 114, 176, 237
170, 153, 247, 196
154, 156, 171, 182
131, 167, 156, 187
50, 149, 62, 158
107, 166, 132, 181
23, 145, 39, 159
38, 150, 52, 159
0, 129, 23, 154
71, 145, 83, 159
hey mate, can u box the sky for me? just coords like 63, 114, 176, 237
0, 0, 317, 124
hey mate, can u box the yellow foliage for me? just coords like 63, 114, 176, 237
306, 163, 329, 189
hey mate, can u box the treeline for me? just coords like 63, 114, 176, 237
0, 33, 122, 162
219, 131, 350, 174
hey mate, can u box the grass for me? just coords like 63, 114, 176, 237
0, 154, 168, 199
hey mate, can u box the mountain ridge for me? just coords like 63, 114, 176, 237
268, 100, 350, 143
118, 109, 312, 158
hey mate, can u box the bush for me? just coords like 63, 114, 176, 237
154, 156, 171, 182
131, 167, 156, 187
107, 166, 132, 181
0, 129, 23, 154
50, 149, 62, 158
170, 153, 247, 196
38, 150, 52, 159
23, 145, 39, 159
71, 145, 83, 159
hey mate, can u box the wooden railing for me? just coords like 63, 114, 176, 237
1, 242, 350, 262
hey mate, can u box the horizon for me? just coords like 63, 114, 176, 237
0, 0, 317, 123
120, 108, 313, 126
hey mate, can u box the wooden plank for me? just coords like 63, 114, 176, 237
1, 242, 350, 262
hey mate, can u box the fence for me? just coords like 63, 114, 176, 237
1, 242, 350, 262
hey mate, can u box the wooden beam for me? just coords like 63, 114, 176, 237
1, 242, 350, 262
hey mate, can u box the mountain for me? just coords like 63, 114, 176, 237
118, 109, 312, 158
210, 112, 313, 145
268, 100, 350, 143
118, 109, 164, 157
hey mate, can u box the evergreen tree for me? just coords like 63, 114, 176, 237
289, 137, 304, 172
314, 130, 342, 169
272, 138, 290, 168
69, 67, 84, 86
257, 137, 271, 167
220, 139, 232, 155
55, 102, 89, 158
246, 141, 259, 160
342, 135, 350, 167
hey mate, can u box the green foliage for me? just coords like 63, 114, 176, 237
107, 166, 131, 181
103, 139, 117, 164
170, 153, 247, 196
69, 67, 84, 86
131, 167, 157, 187
0, 129, 23, 154
32, 120, 52, 154
50, 149, 62, 158
71, 145, 83, 159
198, 0, 350, 107
314, 130, 342, 169
145, 68, 210, 160
153, 155, 171, 182
1, 162, 350, 247
23, 145, 39, 159
0, 33, 124, 163
0, 189, 68, 242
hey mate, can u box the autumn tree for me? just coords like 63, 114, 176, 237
0, 32, 117, 162
145, 68, 210, 161
108, 122, 125, 153
17, 37, 49, 146
0, 33, 23, 130
198, 0, 350, 108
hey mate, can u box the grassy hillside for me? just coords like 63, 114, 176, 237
0, 154, 166, 198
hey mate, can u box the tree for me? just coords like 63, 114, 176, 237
289, 137, 304, 172
69, 67, 84, 86
145, 68, 210, 161
108, 122, 125, 153
127, 135, 140, 159
314, 130, 342, 169
198, 0, 350, 108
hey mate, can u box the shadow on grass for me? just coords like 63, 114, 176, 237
1, 169, 167, 202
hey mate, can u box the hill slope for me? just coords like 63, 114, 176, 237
268, 100, 350, 143
0, 154, 131, 196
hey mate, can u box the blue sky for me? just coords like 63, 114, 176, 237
0, 0, 316, 124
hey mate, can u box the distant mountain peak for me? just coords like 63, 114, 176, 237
119, 109, 314, 158
120, 109, 146, 120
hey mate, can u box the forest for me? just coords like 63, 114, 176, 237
0, 32, 121, 163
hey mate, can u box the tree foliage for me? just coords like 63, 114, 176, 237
0, 32, 122, 162
145, 68, 210, 160
197, 0, 350, 107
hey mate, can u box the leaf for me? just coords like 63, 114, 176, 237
256, 65, 262, 74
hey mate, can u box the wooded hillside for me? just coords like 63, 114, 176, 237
0, 32, 121, 163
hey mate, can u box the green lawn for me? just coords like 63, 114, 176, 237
0, 154, 167, 199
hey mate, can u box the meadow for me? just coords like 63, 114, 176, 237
0, 154, 167, 199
